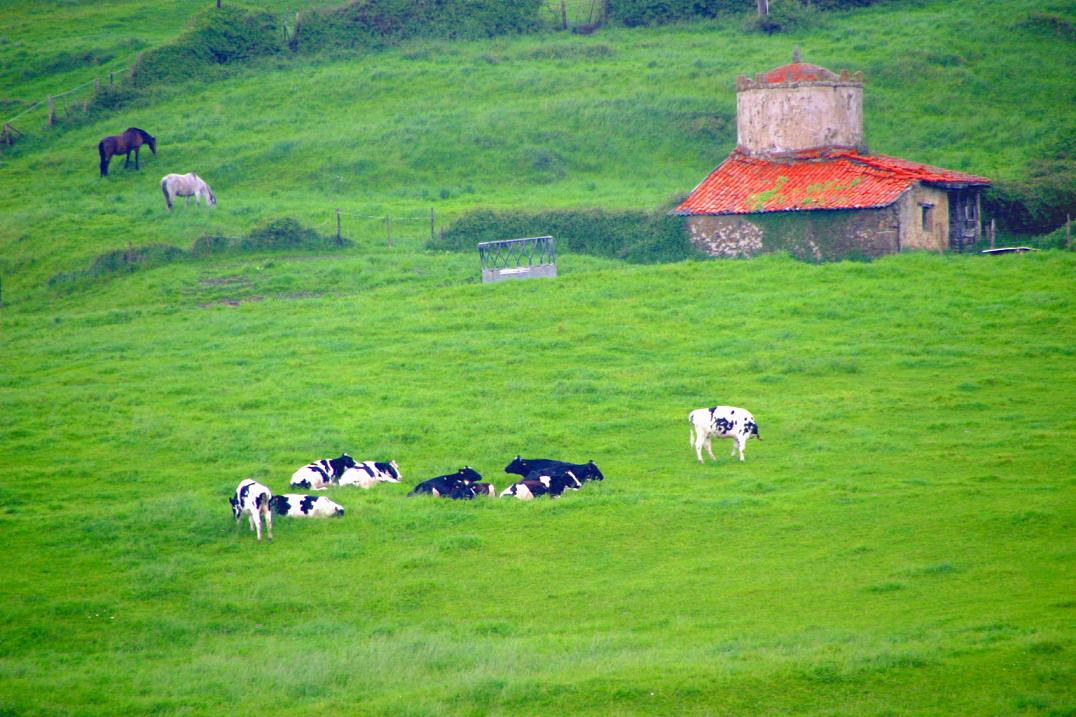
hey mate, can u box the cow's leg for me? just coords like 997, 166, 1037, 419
247, 512, 257, 533
264, 509, 273, 542
706, 436, 717, 460
693, 433, 705, 463
736, 436, 746, 462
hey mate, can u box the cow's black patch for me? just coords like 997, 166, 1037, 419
745, 420, 760, 438
269, 495, 291, 515
299, 495, 318, 514
714, 417, 735, 434
328, 454, 357, 478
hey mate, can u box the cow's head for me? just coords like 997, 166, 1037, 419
229, 496, 241, 521
337, 453, 357, 469
584, 461, 605, 481
457, 466, 483, 483
383, 461, 401, 482
504, 455, 525, 475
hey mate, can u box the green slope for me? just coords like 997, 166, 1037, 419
0, 2, 1073, 715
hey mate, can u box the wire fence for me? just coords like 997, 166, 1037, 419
1, 52, 140, 144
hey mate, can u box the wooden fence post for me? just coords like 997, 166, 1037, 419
336, 208, 342, 245
990, 219, 996, 250
110, 71, 114, 85
47, 96, 55, 125
430, 208, 436, 244
561, 0, 567, 29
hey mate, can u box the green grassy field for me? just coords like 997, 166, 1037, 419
1, 1, 1074, 715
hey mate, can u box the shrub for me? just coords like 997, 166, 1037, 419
748, 0, 819, 33
430, 208, 698, 263
983, 141, 1076, 235
607, 0, 747, 27
291, 0, 543, 52
130, 6, 281, 87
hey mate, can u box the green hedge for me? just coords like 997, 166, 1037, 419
291, 0, 543, 52
50, 218, 342, 286
983, 143, 1076, 235
129, 6, 281, 87
430, 208, 699, 263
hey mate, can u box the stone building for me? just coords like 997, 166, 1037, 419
673, 54, 991, 260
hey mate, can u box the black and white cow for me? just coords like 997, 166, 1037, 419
470, 482, 497, 497
229, 479, 273, 541
269, 494, 345, 518
290, 453, 358, 490
407, 466, 483, 500
689, 405, 761, 463
500, 471, 582, 500
505, 456, 605, 483
338, 460, 402, 489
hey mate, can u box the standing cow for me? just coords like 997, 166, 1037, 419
229, 479, 273, 542
290, 453, 358, 490
689, 406, 761, 463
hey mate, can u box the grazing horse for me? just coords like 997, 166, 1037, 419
98, 127, 156, 177
161, 173, 216, 210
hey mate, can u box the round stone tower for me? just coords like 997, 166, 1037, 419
735, 50, 865, 157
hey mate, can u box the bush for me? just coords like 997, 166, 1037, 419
748, 0, 819, 33
607, 0, 747, 27
292, 0, 543, 52
983, 140, 1076, 235
130, 6, 281, 87
430, 208, 698, 263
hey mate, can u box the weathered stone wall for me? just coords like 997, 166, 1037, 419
897, 184, 950, 252
737, 82, 865, 156
686, 207, 900, 261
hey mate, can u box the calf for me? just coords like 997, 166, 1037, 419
338, 460, 402, 489
689, 405, 761, 463
506, 456, 605, 483
290, 453, 358, 490
407, 466, 483, 499
269, 494, 345, 518
500, 471, 582, 500
229, 479, 273, 541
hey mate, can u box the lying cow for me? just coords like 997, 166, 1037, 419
269, 494, 345, 518
500, 471, 582, 500
407, 466, 483, 500
290, 453, 358, 490
506, 456, 605, 483
229, 479, 273, 541
338, 460, 402, 489
470, 482, 497, 497
689, 405, 761, 463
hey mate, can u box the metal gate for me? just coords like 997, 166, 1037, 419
477, 236, 557, 283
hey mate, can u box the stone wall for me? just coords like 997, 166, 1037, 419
736, 81, 865, 156
686, 206, 900, 261
897, 184, 950, 252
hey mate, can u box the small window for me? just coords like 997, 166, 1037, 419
920, 203, 935, 231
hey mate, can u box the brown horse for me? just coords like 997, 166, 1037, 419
98, 127, 156, 177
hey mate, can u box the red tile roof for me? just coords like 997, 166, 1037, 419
673, 148, 991, 216
764, 62, 838, 83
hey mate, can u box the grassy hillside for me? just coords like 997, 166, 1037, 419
1, 1, 1074, 715
1, 0, 1072, 297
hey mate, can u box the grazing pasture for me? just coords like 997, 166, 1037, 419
1, 250, 1073, 715
0, 0, 1073, 714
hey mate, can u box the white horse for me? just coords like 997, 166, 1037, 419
161, 172, 216, 210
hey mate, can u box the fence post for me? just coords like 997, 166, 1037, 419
47, 96, 55, 125
990, 219, 996, 250
430, 208, 435, 244
561, 0, 567, 29
336, 208, 342, 245
1067, 214, 1071, 250
109, 71, 114, 85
